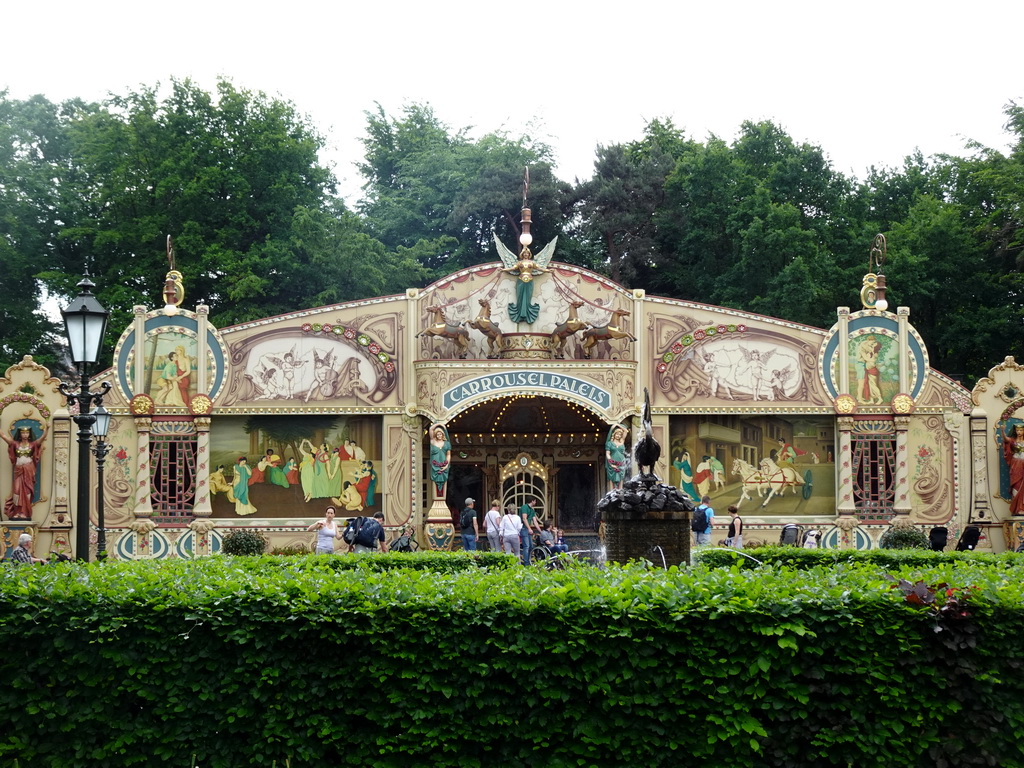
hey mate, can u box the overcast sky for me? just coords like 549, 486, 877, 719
5, 1, 1021, 204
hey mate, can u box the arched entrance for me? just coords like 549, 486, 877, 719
441, 394, 609, 531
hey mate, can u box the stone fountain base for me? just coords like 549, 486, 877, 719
598, 473, 694, 566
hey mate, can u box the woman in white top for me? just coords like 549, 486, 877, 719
499, 503, 523, 560
307, 505, 342, 554
484, 499, 503, 552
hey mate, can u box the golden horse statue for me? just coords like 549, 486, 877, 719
468, 298, 503, 358
549, 300, 588, 358
418, 305, 470, 359
581, 308, 636, 359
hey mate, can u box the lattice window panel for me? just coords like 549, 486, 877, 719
150, 433, 197, 516
500, 453, 548, 523
851, 426, 896, 522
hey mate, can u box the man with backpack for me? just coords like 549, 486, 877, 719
691, 495, 714, 546
459, 498, 479, 551
346, 511, 388, 553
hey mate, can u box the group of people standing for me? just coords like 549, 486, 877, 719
691, 496, 744, 550
307, 506, 387, 554
459, 498, 567, 564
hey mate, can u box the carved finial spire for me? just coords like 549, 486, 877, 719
859, 233, 889, 311
162, 235, 184, 316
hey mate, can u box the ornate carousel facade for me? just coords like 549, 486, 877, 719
2, 212, 1022, 559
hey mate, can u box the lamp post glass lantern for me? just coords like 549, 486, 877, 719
91, 406, 111, 561
58, 274, 111, 562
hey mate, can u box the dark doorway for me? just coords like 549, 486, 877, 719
447, 464, 484, 524
556, 464, 597, 531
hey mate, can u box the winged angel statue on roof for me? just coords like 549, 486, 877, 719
493, 168, 558, 324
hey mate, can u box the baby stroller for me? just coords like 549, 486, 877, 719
779, 524, 802, 546
390, 526, 419, 553
954, 525, 981, 552
928, 527, 948, 552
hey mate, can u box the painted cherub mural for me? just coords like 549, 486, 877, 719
737, 347, 776, 401
255, 347, 307, 400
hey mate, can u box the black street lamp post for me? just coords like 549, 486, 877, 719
91, 406, 112, 562
58, 275, 111, 562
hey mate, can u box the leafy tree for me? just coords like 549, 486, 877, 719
573, 119, 694, 285
357, 103, 569, 277
0, 92, 95, 369
649, 120, 859, 326
17, 78, 414, 362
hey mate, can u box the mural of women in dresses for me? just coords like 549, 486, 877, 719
284, 457, 299, 485
2, 424, 46, 520
363, 461, 378, 506
429, 424, 451, 495
298, 440, 317, 502
672, 451, 700, 503
232, 457, 257, 516
265, 450, 289, 489
310, 442, 334, 499
208, 465, 235, 501
604, 424, 628, 490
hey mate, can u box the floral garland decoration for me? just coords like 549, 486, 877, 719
300, 322, 396, 373
655, 323, 747, 373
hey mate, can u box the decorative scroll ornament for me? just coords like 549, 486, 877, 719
189, 394, 213, 415
129, 393, 155, 416
891, 393, 915, 414
834, 394, 858, 414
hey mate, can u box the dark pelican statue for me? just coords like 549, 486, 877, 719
634, 387, 661, 476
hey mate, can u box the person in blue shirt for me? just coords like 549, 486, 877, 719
694, 495, 714, 546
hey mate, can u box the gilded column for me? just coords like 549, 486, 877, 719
196, 304, 210, 395
836, 416, 856, 515
897, 306, 911, 395
969, 406, 994, 520
132, 306, 148, 396
133, 417, 154, 518
893, 416, 912, 516
192, 416, 212, 517
837, 308, 850, 396
47, 410, 74, 528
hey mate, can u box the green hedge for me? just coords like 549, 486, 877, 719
1, 557, 1023, 767
695, 545, 1024, 570
248, 550, 519, 573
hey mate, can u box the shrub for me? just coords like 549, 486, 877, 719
268, 544, 310, 556
879, 525, 931, 550
2, 558, 1024, 766
221, 528, 267, 556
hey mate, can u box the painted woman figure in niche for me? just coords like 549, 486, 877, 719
604, 424, 628, 490
672, 450, 700, 503
1001, 422, 1024, 515
173, 345, 192, 407
2, 424, 47, 520
856, 335, 884, 405
429, 423, 451, 495
232, 456, 257, 516
154, 351, 185, 406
